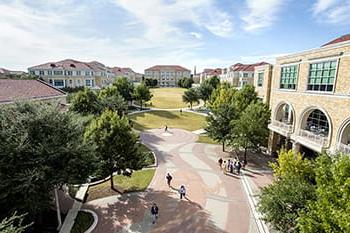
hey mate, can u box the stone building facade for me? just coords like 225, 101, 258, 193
144, 65, 191, 87
268, 35, 350, 156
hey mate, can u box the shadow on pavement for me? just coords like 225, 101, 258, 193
84, 188, 228, 233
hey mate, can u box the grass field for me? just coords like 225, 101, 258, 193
147, 88, 198, 109
86, 169, 155, 201
196, 135, 220, 144
130, 110, 207, 131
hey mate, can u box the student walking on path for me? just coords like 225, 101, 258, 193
151, 203, 159, 224
164, 125, 168, 132
179, 185, 186, 200
166, 173, 172, 186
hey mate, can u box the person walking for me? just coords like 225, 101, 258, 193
151, 203, 159, 224
166, 173, 173, 186
165, 125, 168, 132
218, 158, 223, 169
179, 185, 186, 200
237, 161, 242, 175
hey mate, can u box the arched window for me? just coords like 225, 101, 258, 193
305, 109, 329, 136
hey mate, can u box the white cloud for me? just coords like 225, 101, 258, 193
312, 0, 350, 24
190, 32, 202, 39
241, 0, 284, 31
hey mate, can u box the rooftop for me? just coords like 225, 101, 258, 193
322, 34, 350, 47
145, 65, 191, 72
0, 79, 66, 104
230, 62, 270, 72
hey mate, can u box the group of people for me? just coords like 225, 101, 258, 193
150, 172, 187, 224
218, 157, 245, 175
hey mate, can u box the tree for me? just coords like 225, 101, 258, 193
0, 102, 95, 223
206, 85, 237, 151
178, 77, 194, 88
98, 86, 128, 116
258, 150, 316, 233
0, 212, 30, 233
145, 78, 158, 87
70, 88, 101, 115
198, 82, 213, 106
84, 110, 144, 189
112, 77, 134, 103
133, 83, 152, 110
204, 75, 220, 89
182, 88, 199, 109
229, 102, 270, 161
298, 154, 350, 233
232, 84, 258, 113
206, 103, 236, 151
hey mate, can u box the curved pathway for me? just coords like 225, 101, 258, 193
84, 129, 268, 233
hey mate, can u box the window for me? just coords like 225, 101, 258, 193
280, 65, 298, 89
66, 71, 73, 76
91, 80, 95, 87
48, 70, 52, 76
69, 80, 73, 84
53, 70, 63, 75
257, 72, 264, 87
306, 110, 329, 136
243, 73, 248, 78
85, 79, 91, 86
85, 71, 91, 76
39, 70, 44, 75
30, 70, 35, 75
76, 71, 81, 76
54, 80, 64, 87
49, 79, 53, 84
307, 60, 337, 92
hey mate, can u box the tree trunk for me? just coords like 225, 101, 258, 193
54, 187, 62, 231
244, 147, 247, 162
140, 100, 143, 110
190, 102, 192, 110
222, 141, 225, 152
110, 169, 114, 189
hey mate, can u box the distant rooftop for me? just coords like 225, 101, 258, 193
145, 65, 191, 72
322, 34, 350, 47
230, 62, 270, 72
0, 79, 66, 104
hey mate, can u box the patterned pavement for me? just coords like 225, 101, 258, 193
83, 129, 273, 233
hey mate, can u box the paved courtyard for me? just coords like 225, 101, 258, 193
84, 128, 273, 233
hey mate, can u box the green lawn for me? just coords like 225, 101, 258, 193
146, 88, 198, 109
130, 110, 207, 131
86, 169, 155, 201
71, 211, 94, 233
196, 135, 220, 144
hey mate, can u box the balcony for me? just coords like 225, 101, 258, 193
297, 129, 329, 152
338, 143, 350, 155
268, 120, 293, 137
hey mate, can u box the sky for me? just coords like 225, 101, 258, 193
0, 0, 349, 73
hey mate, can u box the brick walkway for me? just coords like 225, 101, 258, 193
84, 129, 273, 233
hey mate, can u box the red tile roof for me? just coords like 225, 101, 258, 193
202, 68, 222, 75
322, 34, 350, 47
0, 68, 10, 74
28, 59, 103, 70
230, 62, 269, 72
145, 65, 190, 72
0, 79, 66, 104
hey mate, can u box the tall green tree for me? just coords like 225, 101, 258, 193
98, 86, 128, 116
70, 88, 101, 115
84, 110, 144, 189
178, 77, 194, 88
229, 102, 270, 161
133, 83, 153, 110
197, 82, 213, 106
298, 155, 350, 233
206, 103, 236, 151
182, 88, 199, 109
258, 150, 316, 233
233, 84, 258, 113
112, 77, 134, 103
0, 102, 95, 222
204, 75, 220, 89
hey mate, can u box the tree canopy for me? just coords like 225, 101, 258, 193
84, 110, 144, 189
178, 77, 194, 88
197, 82, 213, 106
182, 88, 199, 109
112, 77, 134, 102
69, 88, 101, 115
0, 102, 95, 221
133, 83, 153, 110
98, 86, 128, 116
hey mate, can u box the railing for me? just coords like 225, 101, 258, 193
338, 143, 350, 155
272, 120, 293, 133
299, 129, 328, 146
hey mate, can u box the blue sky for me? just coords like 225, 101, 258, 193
0, 0, 349, 73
